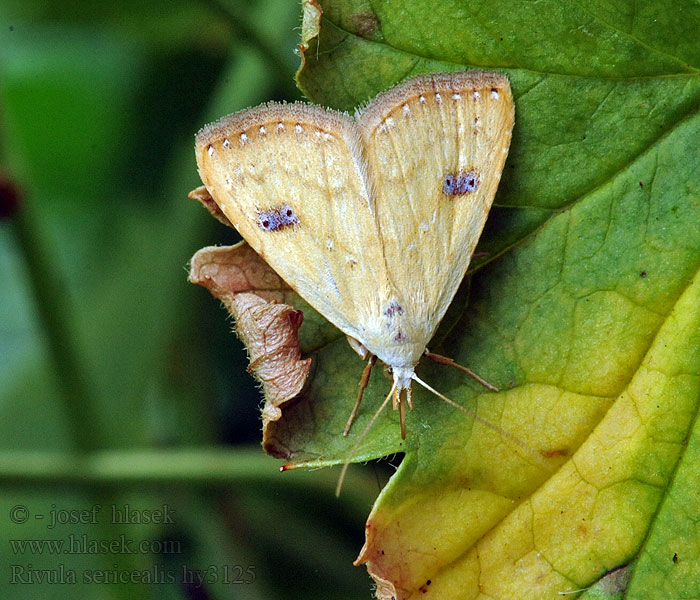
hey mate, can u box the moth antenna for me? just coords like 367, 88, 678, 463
336, 382, 396, 497
343, 355, 377, 437
410, 374, 549, 468
424, 350, 499, 392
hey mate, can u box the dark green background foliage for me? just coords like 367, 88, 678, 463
0, 2, 381, 599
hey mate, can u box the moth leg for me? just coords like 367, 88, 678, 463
398, 390, 407, 440
424, 349, 499, 392
343, 355, 377, 436
345, 335, 371, 359
392, 381, 401, 410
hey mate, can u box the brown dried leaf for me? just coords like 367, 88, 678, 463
189, 243, 312, 428
188, 242, 294, 305
188, 185, 234, 228
299, 0, 322, 53
231, 293, 312, 427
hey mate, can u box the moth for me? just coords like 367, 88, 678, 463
195, 71, 514, 442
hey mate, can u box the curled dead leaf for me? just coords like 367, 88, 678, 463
231, 293, 312, 427
189, 185, 234, 228
299, 0, 322, 53
189, 242, 312, 429
188, 242, 292, 305
355, 535, 399, 600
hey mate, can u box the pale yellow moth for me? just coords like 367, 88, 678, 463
195, 71, 514, 449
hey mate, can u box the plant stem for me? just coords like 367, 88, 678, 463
0, 448, 377, 505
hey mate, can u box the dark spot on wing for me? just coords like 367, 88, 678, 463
257, 203, 299, 232
384, 301, 405, 318
257, 210, 279, 231
279, 203, 299, 226
443, 170, 479, 195
394, 330, 407, 343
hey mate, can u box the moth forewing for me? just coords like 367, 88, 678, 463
357, 71, 514, 347
196, 103, 392, 343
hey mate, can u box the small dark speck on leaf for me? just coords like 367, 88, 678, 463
499, 36, 503, 40
639, 181, 644, 188
673, 553, 678, 563
541, 448, 568, 458
640, 271, 647, 278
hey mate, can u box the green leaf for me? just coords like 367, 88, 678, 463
263, 0, 700, 597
